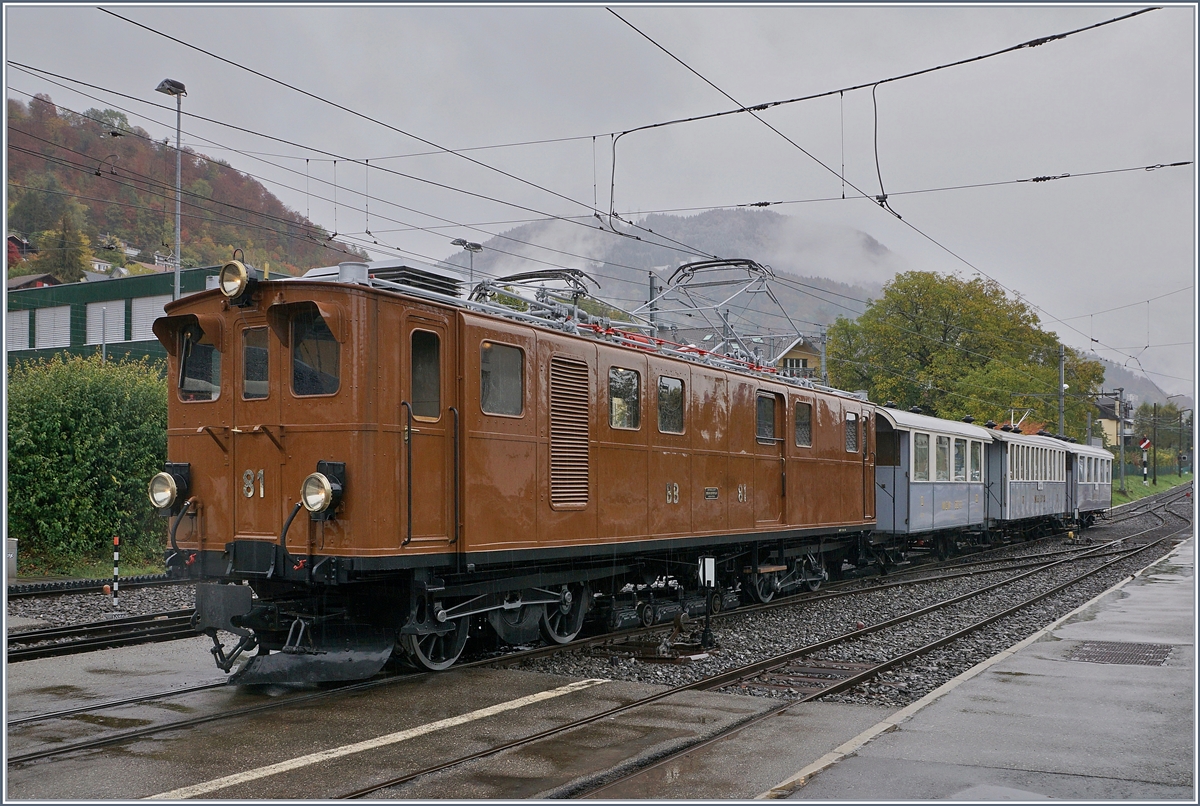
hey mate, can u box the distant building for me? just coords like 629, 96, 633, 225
773, 334, 823, 380
1095, 398, 1134, 447
6, 266, 219, 365
7, 233, 36, 258
7, 273, 61, 291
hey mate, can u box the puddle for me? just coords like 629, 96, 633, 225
66, 714, 154, 729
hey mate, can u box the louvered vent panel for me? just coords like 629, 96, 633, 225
550, 357, 590, 507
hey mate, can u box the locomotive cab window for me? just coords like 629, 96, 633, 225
845, 412, 859, 452
914, 432, 930, 481
480, 341, 524, 416
756, 394, 776, 442
657, 376, 684, 433
292, 306, 340, 396
609, 367, 640, 429
794, 401, 813, 447
179, 325, 222, 402
242, 327, 268, 400
411, 330, 441, 419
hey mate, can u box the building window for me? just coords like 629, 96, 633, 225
657, 376, 684, 433
914, 433, 930, 481
34, 305, 71, 349
86, 302, 125, 345
6, 310, 30, 351
795, 401, 812, 447
480, 342, 524, 416
609, 367, 640, 429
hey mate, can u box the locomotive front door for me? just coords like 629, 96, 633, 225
401, 313, 456, 545
231, 322, 284, 539
754, 392, 785, 525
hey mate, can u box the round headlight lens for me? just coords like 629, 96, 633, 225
219, 260, 249, 298
148, 472, 178, 509
301, 473, 333, 512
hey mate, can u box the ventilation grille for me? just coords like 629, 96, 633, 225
370, 266, 463, 297
1066, 641, 1173, 666
550, 357, 590, 507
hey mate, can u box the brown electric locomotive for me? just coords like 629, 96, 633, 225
148, 257, 876, 682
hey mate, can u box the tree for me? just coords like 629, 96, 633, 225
30, 208, 93, 282
7, 355, 168, 571
826, 271, 1105, 438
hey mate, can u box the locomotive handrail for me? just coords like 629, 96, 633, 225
450, 406, 460, 547
401, 401, 414, 547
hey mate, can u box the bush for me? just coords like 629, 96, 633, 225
7, 353, 167, 572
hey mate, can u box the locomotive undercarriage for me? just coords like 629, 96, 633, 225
186, 532, 863, 682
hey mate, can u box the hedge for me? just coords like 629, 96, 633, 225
7, 353, 167, 569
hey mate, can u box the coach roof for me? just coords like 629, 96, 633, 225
874, 407, 995, 442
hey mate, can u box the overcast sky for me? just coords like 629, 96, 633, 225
5, 4, 1196, 396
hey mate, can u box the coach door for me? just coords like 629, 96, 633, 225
861, 408, 876, 521
754, 391, 785, 525
231, 320, 284, 539
401, 313, 456, 546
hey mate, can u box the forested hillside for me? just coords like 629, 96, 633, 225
7, 93, 366, 280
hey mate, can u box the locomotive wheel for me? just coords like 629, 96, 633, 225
802, 555, 824, 592
707, 590, 723, 615
402, 616, 469, 671
540, 583, 588, 644
747, 572, 778, 604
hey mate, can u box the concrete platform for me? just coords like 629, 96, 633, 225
768, 537, 1195, 801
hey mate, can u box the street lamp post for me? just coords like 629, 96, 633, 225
1178, 409, 1192, 477
451, 239, 482, 290
156, 78, 187, 300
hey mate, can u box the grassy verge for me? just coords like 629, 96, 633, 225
1111, 471, 1193, 508
15, 545, 166, 580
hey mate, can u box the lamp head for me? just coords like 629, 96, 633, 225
155, 78, 187, 97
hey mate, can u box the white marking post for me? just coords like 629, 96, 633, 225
146, 678, 608, 799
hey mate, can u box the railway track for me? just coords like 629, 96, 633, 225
6, 573, 183, 599
8, 487, 1188, 776
6, 609, 197, 662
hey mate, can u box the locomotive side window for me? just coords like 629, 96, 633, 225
292, 306, 340, 396
845, 412, 859, 453
242, 327, 268, 400
756, 394, 775, 442
411, 330, 441, 419
657, 376, 684, 433
480, 341, 523, 416
935, 436, 950, 481
914, 432, 930, 481
953, 438, 966, 481
609, 367, 640, 429
794, 401, 812, 447
179, 326, 222, 402
970, 440, 982, 482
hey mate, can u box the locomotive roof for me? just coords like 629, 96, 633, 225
874, 407, 995, 441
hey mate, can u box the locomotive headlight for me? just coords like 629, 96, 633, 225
301, 461, 346, 520
219, 259, 250, 298
148, 463, 191, 514
301, 473, 334, 512
149, 473, 177, 508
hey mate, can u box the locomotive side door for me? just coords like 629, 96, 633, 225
754, 391, 785, 525
861, 407, 876, 521
231, 319, 285, 540
401, 312, 456, 545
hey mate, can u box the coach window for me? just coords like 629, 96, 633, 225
609, 367, 640, 429
845, 412, 859, 452
756, 394, 777, 442
795, 401, 813, 447
658, 376, 684, 433
242, 327, 268, 400
480, 341, 523, 416
914, 433, 930, 481
411, 330, 441, 419
292, 306, 340, 396
953, 438, 967, 481
970, 440, 983, 482
179, 325, 222, 402
936, 436, 950, 481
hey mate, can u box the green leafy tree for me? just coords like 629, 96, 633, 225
827, 271, 1105, 438
7, 355, 168, 572
30, 206, 93, 282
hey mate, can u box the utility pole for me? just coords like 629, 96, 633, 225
648, 272, 658, 335
819, 327, 828, 386
1058, 344, 1066, 436
1152, 402, 1158, 485
1117, 388, 1126, 493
